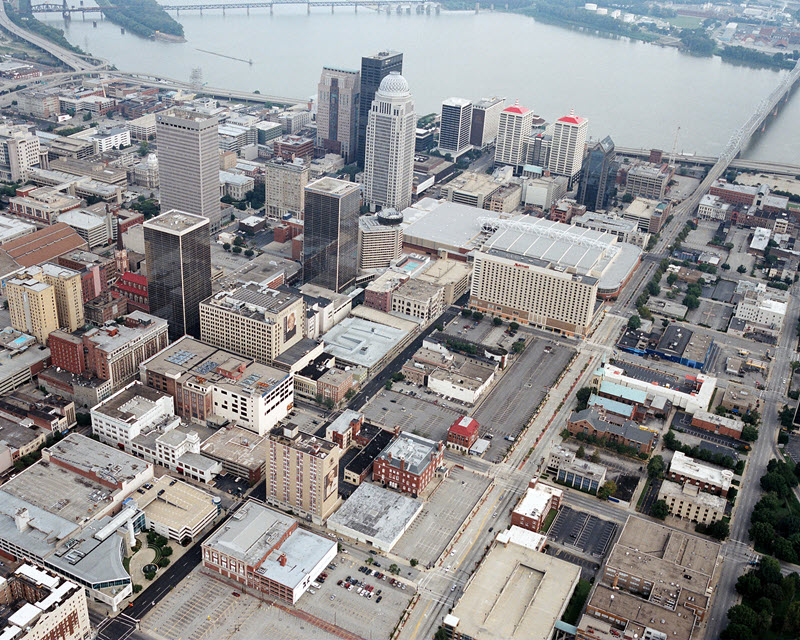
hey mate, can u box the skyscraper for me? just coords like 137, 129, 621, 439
470, 97, 505, 148
356, 50, 403, 167
363, 72, 416, 212
549, 109, 589, 187
317, 67, 360, 163
494, 100, 534, 169
302, 177, 360, 293
578, 136, 618, 211
156, 109, 220, 224
439, 97, 472, 155
144, 210, 212, 340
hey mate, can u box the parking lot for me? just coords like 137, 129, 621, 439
141, 570, 343, 640
544, 547, 601, 581
473, 338, 575, 461
393, 467, 492, 567
296, 554, 414, 640
547, 507, 617, 558
686, 299, 732, 332
671, 411, 742, 451
362, 390, 461, 442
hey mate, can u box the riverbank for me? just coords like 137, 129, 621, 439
94, 0, 184, 40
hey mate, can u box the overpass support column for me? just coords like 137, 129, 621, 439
354, 3, 357, 12
269, 3, 273, 14
307, 1, 311, 13
331, 3, 334, 12
475, 2, 479, 12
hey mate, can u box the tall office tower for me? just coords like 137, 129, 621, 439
578, 136, 618, 211
266, 423, 341, 524
494, 100, 534, 169
264, 158, 309, 221
144, 211, 212, 341
317, 66, 360, 163
363, 72, 416, 212
470, 97, 504, 148
156, 109, 220, 223
6, 264, 84, 343
303, 177, 360, 293
356, 50, 403, 167
439, 98, 472, 155
548, 109, 589, 187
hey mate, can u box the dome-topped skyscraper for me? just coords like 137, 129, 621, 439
363, 72, 416, 212
376, 71, 411, 98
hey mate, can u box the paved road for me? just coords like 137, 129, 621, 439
704, 280, 800, 639
0, 2, 99, 70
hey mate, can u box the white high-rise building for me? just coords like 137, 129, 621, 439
439, 97, 472, 155
548, 109, 589, 185
494, 100, 534, 169
470, 96, 504, 148
363, 71, 416, 212
156, 109, 220, 224
0, 124, 40, 182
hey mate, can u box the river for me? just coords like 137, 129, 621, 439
40, 6, 800, 164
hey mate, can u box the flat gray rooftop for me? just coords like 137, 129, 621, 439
327, 483, 422, 546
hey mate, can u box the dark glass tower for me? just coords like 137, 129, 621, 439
578, 136, 618, 211
302, 177, 360, 293
144, 210, 212, 340
356, 50, 403, 167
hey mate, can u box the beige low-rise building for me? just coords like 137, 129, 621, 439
265, 158, 308, 220
391, 278, 445, 322
199, 282, 305, 364
658, 479, 726, 525
415, 258, 472, 306
137, 475, 219, 543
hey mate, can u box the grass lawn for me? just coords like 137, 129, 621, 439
542, 508, 558, 533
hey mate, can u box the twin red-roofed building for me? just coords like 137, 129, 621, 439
447, 415, 480, 452
549, 109, 589, 187
494, 100, 534, 168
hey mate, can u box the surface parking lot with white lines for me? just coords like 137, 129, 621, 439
362, 390, 461, 442
297, 554, 414, 640
393, 467, 492, 567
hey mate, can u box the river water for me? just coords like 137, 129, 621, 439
40, 6, 800, 164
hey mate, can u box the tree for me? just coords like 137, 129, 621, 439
222, 242, 231, 251
727, 604, 758, 630
627, 315, 642, 330
647, 455, 665, 479
758, 556, 783, 584
133, 584, 143, 593
509, 322, 519, 331
410, 558, 418, 567
384, 381, 393, 391
721, 624, 752, 640
647, 281, 660, 296
232, 245, 243, 254
736, 572, 762, 599
575, 387, 592, 411
666, 272, 678, 285
784, 601, 800, 636
780, 405, 795, 429
597, 480, 617, 500
137, 141, 150, 157
472, 312, 484, 321
244, 249, 254, 257
493, 317, 503, 326
737, 265, 747, 273
621, 193, 634, 203
461, 309, 472, 318
683, 295, 700, 310
512, 340, 525, 353
706, 520, 730, 540
233, 236, 245, 246
388, 563, 400, 575
576, 445, 586, 459
721, 263, 730, 270
774, 538, 797, 563
741, 425, 759, 442
651, 500, 669, 520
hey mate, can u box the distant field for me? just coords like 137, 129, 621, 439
667, 15, 704, 28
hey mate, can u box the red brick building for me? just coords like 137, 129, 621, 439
317, 368, 354, 406
112, 272, 149, 313
447, 416, 480, 452
273, 135, 314, 164
373, 433, 444, 496
511, 479, 563, 533
690, 410, 742, 440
